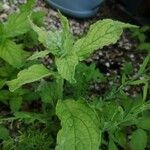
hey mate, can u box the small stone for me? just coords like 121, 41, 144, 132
105, 62, 110, 67
3, 4, 10, 11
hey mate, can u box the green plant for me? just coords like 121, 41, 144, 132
4, 8, 142, 149
1, 1, 150, 150
131, 26, 150, 52
0, 0, 45, 112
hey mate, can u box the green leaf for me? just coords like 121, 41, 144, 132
0, 79, 6, 89
114, 131, 126, 148
39, 79, 63, 105
58, 12, 74, 54
28, 50, 50, 60
39, 80, 55, 104
122, 62, 133, 75
138, 53, 150, 75
30, 21, 61, 56
0, 125, 9, 140
4, 12, 30, 38
9, 97, 22, 112
139, 43, 150, 51
56, 53, 78, 83
0, 90, 10, 103
14, 112, 46, 123
130, 129, 147, 150
0, 63, 15, 78
138, 117, 150, 130
0, 40, 26, 68
7, 64, 53, 92
56, 99, 101, 150
31, 11, 45, 26
143, 82, 148, 101
73, 19, 137, 60
19, 0, 35, 13
108, 139, 118, 150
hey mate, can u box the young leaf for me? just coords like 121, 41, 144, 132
138, 53, 150, 75
130, 129, 147, 150
58, 12, 74, 54
0, 40, 26, 68
28, 50, 50, 60
55, 53, 78, 83
56, 99, 101, 150
73, 19, 137, 60
30, 21, 61, 56
7, 64, 53, 92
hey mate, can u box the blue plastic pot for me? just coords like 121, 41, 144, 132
45, 0, 104, 18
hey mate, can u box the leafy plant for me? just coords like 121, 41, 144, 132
131, 26, 150, 52
1, 1, 150, 150
4, 8, 139, 149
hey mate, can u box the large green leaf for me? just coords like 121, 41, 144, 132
7, 64, 53, 92
73, 19, 137, 60
0, 40, 26, 68
56, 99, 101, 150
130, 129, 147, 150
56, 53, 78, 83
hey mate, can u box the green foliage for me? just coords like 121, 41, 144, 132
1, 1, 150, 150
65, 63, 105, 99
7, 64, 54, 92
130, 129, 147, 150
0, 40, 27, 68
56, 100, 101, 150
73, 20, 137, 60
0, 125, 9, 140
131, 26, 150, 52
30, 14, 136, 83
2, 128, 53, 150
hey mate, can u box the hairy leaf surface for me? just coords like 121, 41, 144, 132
7, 64, 53, 92
73, 19, 137, 60
56, 99, 101, 150
56, 54, 78, 83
